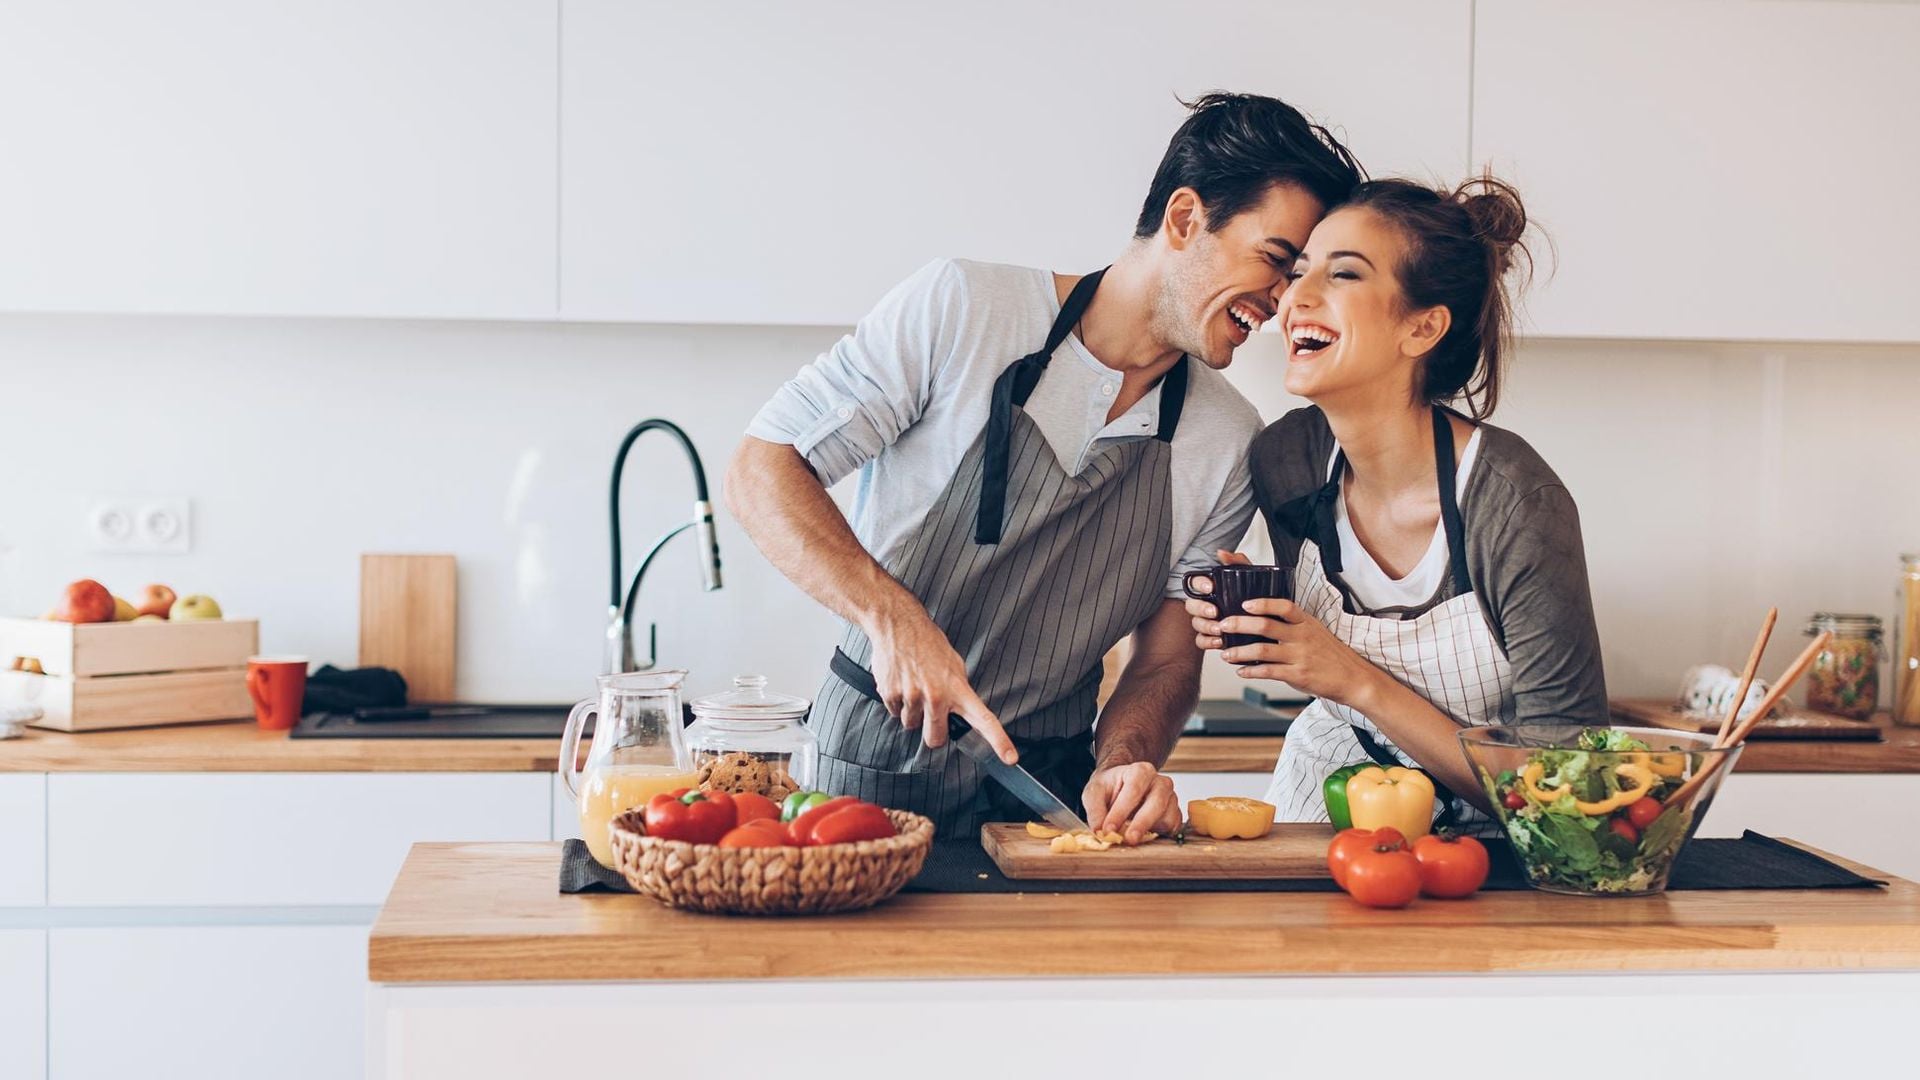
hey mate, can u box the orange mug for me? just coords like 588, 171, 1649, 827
246, 657, 308, 731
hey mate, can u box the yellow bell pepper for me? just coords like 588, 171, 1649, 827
1521, 761, 1655, 816
1186, 797, 1276, 840
1645, 752, 1687, 778
1345, 766, 1436, 840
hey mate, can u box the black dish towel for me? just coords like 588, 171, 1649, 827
300, 664, 407, 716
559, 831, 1883, 896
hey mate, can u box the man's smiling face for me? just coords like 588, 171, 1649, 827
1157, 181, 1326, 369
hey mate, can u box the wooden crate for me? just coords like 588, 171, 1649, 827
0, 616, 260, 731
0, 668, 253, 731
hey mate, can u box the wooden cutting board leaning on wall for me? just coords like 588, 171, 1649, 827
359, 554, 457, 703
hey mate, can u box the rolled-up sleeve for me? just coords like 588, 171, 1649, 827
745, 258, 966, 488
1166, 453, 1258, 598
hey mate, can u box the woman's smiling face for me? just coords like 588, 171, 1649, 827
1279, 206, 1448, 406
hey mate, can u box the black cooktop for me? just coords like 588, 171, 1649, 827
290, 704, 574, 739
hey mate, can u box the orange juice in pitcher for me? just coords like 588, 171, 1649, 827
559, 669, 694, 869
577, 762, 701, 867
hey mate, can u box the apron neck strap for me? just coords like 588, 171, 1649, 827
976, 268, 1103, 544
1432, 407, 1473, 595
1153, 357, 1190, 443
1273, 407, 1473, 592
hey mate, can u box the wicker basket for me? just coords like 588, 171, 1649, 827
608, 808, 934, 915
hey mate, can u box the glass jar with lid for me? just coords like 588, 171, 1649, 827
1803, 613, 1884, 721
685, 675, 816, 800
1897, 556, 1920, 727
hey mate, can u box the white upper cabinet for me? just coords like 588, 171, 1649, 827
0, 1, 558, 319
560, 0, 1471, 325
1473, 0, 1920, 342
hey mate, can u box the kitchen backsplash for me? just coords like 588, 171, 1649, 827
2, 312, 1915, 709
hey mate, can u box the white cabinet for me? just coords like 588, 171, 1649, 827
0, 774, 46, 906
50, 924, 364, 1080
48, 772, 550, 906
0, 930, 46, 1080
0, 0, 558, 319
561, 0, 1471, 325
1472, 0, 1920, 342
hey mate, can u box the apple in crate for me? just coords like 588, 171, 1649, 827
135, 584, 177, 619
52, 579, 116, 623
170, 594, 223, 621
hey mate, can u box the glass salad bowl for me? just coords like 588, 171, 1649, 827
1457, 725, 1743, 896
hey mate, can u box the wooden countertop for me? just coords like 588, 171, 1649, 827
367, 841, 1920, 983
3, 718, 1918, 773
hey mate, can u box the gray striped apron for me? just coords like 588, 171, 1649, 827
813, 268, 1188, 835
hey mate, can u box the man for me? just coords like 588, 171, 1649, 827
727, 93, 1363, 841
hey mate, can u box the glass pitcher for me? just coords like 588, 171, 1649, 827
560, 669, 697, 868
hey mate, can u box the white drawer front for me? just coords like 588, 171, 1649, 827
49, 772, 549, 906
51, 923, 363, 1080
0, 773, 46, 906
0, 929, 46, 1080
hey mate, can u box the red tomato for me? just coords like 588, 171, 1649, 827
1411, 833, 1490, 899
1502, 790, 1526, 811
806, 803, 898, 846
732, 793, 781, 826
1625, 797, 1663, 830
1343, 843, 1423, 909
1608, 817, 1640, 843
789, 796, 861, 845
1327, 827, 1406, 890
718, 822, 788, 848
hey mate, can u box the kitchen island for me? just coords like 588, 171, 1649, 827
367, 840, 1920, 1079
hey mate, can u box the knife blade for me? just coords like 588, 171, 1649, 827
950, 722, 1089, 834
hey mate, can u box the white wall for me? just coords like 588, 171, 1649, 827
3, 313, 1914, 708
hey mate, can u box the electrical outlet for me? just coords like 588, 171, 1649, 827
87, 497, 192, 554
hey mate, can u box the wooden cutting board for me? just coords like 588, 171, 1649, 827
981, 822, 1335, 880
359, 554, 457, 703
1610, 698, 1883, 741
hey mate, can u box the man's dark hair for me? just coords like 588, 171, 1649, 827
1133, 92, 1364, 239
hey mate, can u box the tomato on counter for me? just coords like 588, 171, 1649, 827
1411, 832, 1490, 899
1341, 835, 1423, 909
1327, 826, 1407, 891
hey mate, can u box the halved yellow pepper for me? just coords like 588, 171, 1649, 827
1521, 761, 1655, 816
1345, 766, 1436, 840
1645, 752, 1686, 778
1186, 797, 1276, 840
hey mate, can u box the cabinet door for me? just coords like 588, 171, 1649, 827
561, 0, 1470, 324
0, 930, 46, 1080
1472, 0, 1920, 341
0, 774, 46, 906
0, 0, 558, 319
50, 924, 363, 1080
49, 772, 551, 906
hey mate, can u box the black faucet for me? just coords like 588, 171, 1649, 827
605, 419, 722, 673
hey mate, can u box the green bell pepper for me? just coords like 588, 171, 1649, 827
780, 790, 831, 823
1323, 764, 1368, 831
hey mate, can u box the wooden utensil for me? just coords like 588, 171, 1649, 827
358, 554, 457, 703
981, 822, 1335, 880
1715, 607, 1777, 744
1665, 630, 1832, 809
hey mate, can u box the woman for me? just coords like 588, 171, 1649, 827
1185, 176, 1606, 830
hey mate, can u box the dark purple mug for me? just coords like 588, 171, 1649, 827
1183, 565, 1294, 662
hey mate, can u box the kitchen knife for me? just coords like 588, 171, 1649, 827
949, 719, 1090, 834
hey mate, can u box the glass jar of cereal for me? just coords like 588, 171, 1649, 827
1804, 613, 1884, 721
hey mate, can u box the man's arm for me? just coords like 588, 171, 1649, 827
1081, 598, 1202, 842
724, 438, 1016, 760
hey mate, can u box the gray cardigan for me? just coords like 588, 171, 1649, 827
1249, 406, 1610, 727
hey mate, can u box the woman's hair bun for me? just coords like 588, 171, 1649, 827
1453, 175, 1530, 275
